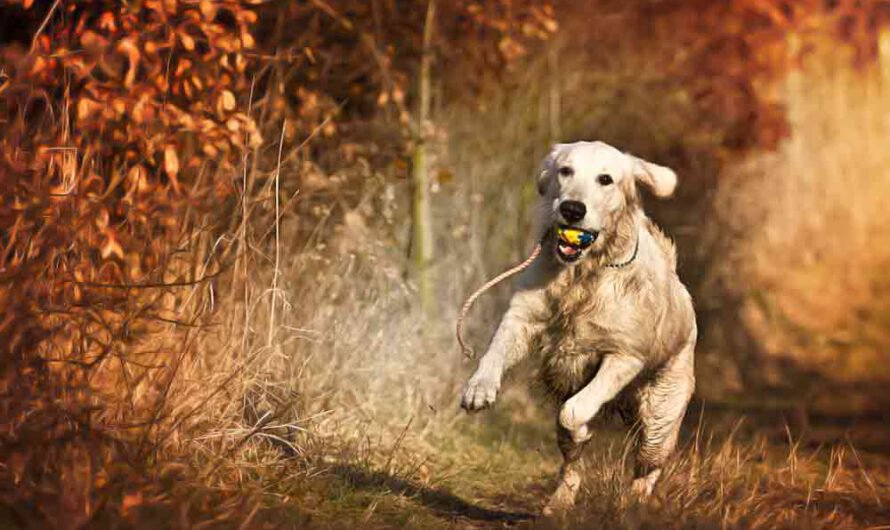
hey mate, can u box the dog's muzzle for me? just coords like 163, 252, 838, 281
555, 225, 597, 262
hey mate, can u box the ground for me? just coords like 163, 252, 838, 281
233, 383, 890, 530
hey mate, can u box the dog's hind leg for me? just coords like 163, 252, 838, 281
632, 339, 695, 497
542, 418, 590, 516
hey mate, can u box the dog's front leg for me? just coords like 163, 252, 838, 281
460, 289, 543, 412
559, 354, 644, 442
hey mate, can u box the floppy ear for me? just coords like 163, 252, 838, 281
629, 155, 677, 198
537, 143, 565, 195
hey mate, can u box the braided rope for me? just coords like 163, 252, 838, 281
456, 243, 542, 359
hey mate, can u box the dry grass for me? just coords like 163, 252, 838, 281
113, 384, 890, 530
564, 420, 890, 529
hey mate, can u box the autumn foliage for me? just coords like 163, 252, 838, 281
0, 0, 266, 523
1, 0, 260, 355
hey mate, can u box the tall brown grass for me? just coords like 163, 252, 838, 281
552, 419, 890, 530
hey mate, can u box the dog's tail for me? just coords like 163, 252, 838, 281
456, 243, 542, 359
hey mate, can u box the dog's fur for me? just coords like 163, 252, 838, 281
460, 141, 696, 514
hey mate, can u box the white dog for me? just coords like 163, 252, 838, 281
460, 141, 696, 514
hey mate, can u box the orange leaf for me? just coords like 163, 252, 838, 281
121, 492, 143, 516
132, 100, 146, 124
95, 207, 110, 230
80, 30, 107, 50
98, 12, 117, 32
77, 98, 96, 120
29, 56, 46, 76
202, 143, 219, 157
240, 31, 255, 49
220, 90, 236, 111
174, 58, 193, 77
117, 39, 141, 88
164, 146, 179, 178
101, 231, 124, 260
199, 0, 217, 20
112, 98, 126, 117
127, 165, 150, 193
180, 32, 195, 51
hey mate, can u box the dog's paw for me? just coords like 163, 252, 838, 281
541, 496, 572, 519
630, 469, 661, 499
630, 476, 655, 498
542, 469, 581, 517
558, 400, 593, 443
460, 374, 500, 412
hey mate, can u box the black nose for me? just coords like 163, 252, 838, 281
559, 200, 587, 223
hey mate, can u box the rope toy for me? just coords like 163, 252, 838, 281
456, 242, 542, 359
456, 225, 635, 359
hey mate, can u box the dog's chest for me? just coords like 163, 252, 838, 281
533, 270, 646, 399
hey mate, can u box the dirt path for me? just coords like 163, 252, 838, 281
263, 396, 890, 530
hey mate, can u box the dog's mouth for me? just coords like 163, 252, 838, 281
554, 225, 598, 263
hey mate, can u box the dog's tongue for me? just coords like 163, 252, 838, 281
559, 243, 578, 256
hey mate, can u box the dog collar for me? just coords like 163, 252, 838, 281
605, 235, 639, 268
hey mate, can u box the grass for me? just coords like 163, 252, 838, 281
107, 384, 890, 530
60, 338, 880, 530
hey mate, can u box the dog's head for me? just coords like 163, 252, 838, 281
537, 141, 677, 264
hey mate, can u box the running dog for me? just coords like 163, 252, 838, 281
460, 141, 696, 514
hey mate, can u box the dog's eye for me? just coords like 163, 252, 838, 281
597, 174, 614, 186
558, 166, 574, 177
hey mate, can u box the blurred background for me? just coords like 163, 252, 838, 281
1, 1, 889, 528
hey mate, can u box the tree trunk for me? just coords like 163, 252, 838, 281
880, 25, 890, 88
412, 0, 436, 316
548, 42, 561, 144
